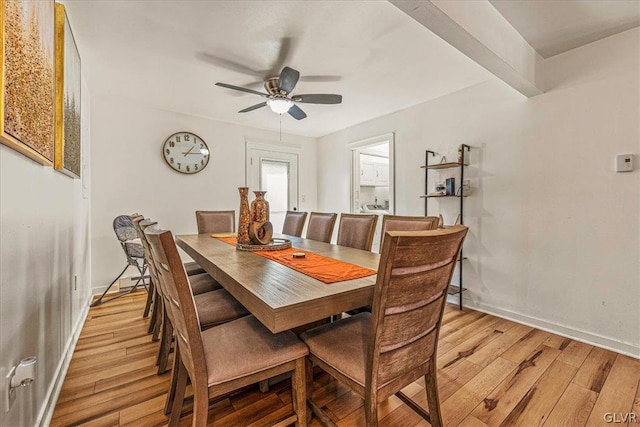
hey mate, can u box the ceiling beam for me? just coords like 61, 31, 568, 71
390, 0, 545, 97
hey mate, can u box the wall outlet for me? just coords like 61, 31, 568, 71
462, 180, 471, 192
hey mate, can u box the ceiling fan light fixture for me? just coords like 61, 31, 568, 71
267, 98, 293, 114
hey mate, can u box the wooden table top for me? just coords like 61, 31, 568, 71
176, 234, 379, 333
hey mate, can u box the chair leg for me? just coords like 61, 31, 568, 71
425, 359, 442, 427
143, 278, 154, 318
157, 310, 173, 373
364, 391, 378, 427
168, 357, 188, 427
192, 380, 210, 427
151, 294, 163, 341
305, 359, 314, 425
292, 358, 308, 427
164, 345, 180, 416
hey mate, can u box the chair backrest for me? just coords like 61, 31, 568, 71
113, 215, 138, 242
195, 210, 235, 234
336, 213, 378, 251
367, 225, 468, 400
380, 215, 439, 247
133, 217, 159, 280
145, 227, 207, 392
281, 211, 308, 237
305, 212, 337, 243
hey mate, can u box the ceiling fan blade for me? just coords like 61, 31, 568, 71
268, 37, 294, 77
197, 52, 264, 78
288, 104, 307, 120
291, 94, 342, 104
239, 102, 267, 113
299, 75, 342, 82
215, 82, 268, 97
278, 66, 300, 95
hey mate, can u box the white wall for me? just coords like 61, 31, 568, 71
0, 78, 92, 425
90, 96, 318, 291
318, 29, 640, 356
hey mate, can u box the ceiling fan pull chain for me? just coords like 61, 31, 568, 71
279, 115, 282, 142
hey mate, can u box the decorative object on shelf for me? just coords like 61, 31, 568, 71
162, 131, 209, 174
0, 0, 55, 165
422, 144, 471, 309
237, 187, 251, 244
54, 3, 81, 178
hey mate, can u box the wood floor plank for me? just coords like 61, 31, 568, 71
471, 345, 561, 426
53, 292, 638, 427
441, 357, 518, 426
572, 346, 618, 393
498, 359, 577, 427
544, 382, 598, 427
585, 355, 640, 426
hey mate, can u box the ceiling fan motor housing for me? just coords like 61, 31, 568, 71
264, 78, 283, 96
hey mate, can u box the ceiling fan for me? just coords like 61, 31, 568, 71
215, 66, 342, 120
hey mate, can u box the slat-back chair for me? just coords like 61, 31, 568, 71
301, 225, 468, 426
380, 214, 439, 247
145, 227, 309, 427
336, 213, 378, 251
305, 212, 338, 243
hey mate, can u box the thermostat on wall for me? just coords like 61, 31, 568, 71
614, 154, 633, 172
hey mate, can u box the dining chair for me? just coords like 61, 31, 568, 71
145, 227, 309, 427
380, 214, 439, 247
305, 212, 338, 243
282, 210, 308, 237
195, 210, 235, 234
301, 225, 469, 426
336, 213, 378, 251
134, 218, 221, 339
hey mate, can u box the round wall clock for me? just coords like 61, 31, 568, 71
162, 131, 210, 174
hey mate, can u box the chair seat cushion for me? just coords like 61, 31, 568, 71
202, 315, 308, 386
194, 289, 249, 329
184, 261, 206, 276
189, 273, 222, 295
300, 312, 371, 387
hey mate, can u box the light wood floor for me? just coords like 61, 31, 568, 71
52, 291, 640, 426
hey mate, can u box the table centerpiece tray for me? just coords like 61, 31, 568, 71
236, 238, 291, 252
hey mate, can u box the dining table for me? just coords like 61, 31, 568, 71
176, 233, 380, 333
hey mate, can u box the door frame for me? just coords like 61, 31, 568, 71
245, 140, 301, 211
347, 133, 395, 214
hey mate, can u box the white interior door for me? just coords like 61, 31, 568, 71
247, 147, 299, 234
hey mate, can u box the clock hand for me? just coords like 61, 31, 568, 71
181, 152, 202, 155
182, 145, 195, 157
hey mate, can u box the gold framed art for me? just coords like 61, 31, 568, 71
54, 2, 81, 178
0, 0, 55, 165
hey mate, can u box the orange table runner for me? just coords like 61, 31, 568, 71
214, 236, 376, 284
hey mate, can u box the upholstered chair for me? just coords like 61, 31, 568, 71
305, 212, 338, 243
380, 214, 439, 247
195, 210, 236, 234
145, 227, 308, 427
282, 211, 308, 237
301, 226, 468, 426
336, 213, 378, 251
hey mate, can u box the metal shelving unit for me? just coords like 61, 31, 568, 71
421, 144, 471, 309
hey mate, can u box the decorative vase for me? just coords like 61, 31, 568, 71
237, 187, 251, 245
250, 191, 270, 222
249, 221, 274, 245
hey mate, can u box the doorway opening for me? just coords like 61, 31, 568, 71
246, 142, 300, 233
349, 133, 394, 251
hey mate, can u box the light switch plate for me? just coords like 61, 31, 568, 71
614, 154, 633, 172
4, 366, 16, 413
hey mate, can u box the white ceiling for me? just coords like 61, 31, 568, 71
62, 1, 639, 138
491, 0, 640, 58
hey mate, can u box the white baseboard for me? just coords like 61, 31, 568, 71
37, 293, 92, 426
447, 295, 640, 359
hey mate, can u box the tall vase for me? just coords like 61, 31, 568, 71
237, 187, 251, 245
250, 191, 269, 222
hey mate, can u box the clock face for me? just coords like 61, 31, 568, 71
162, 132, 209, 174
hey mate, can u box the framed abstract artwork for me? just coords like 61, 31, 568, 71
54, 2, 80, 178
0, 0, 55, 165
